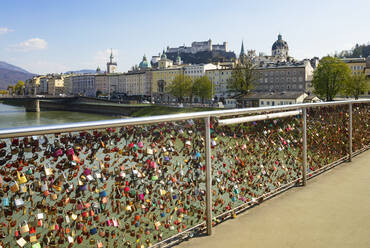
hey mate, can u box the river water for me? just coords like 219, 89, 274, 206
0, 103, 119, 129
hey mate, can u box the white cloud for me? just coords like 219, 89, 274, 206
9, 38, 47, 52
0, 27, 12, 35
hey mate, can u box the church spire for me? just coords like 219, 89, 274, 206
240, 41, 245, 57
110, 48, 114, 63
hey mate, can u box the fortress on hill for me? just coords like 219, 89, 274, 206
166, 39, 228, 54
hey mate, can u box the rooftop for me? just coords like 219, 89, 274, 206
236, 91, 307, 100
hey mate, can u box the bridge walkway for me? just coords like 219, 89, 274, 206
178, 150, 370, 248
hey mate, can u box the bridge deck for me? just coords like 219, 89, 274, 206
178, 150, 370, 248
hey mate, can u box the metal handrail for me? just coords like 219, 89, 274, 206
0, 99, 369, 139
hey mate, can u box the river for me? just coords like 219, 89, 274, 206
0, 103, 119, 129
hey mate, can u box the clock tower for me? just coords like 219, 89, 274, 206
107, 49, 117, 73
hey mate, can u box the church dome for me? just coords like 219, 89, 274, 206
272, 34, 288, 51
139, 55, 149, 69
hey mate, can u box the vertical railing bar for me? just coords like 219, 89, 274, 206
204, 116, 212, 235
349, 103, 353, 162
302, 107, 307, 186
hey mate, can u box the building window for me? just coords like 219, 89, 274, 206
261, 101, 264, 105
267, 101, 270, 105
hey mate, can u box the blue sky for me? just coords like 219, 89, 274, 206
0, 0, 369, 74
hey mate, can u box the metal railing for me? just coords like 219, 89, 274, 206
0, 99, 368, 248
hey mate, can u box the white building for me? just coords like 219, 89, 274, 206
72, 75, 96, 97
205, 68, 234, 100
184, 63, 218, 79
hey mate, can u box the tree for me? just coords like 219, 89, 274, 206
312, 56, 352, 101
342, 73, 369, 99
166, 75, 193, 103
192, 76, 213, 103
14, 80, 25, 95
96, 90, 103, 97
227, 61, 256, 95
0, 90, 8, 95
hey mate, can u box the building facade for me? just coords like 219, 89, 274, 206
184, 63, 218, 79
205, 68, 233, 100
341, 58, 366, 75
95, 74, 121, 96
124, 71, 152, 97
151, 67, 184, 102
63, 75, 73, 95
47, 76, 64, 95
72, 74, 96, 97
253, 60, 314, 93
25, 76, 42, 95
236, 92, 308, 108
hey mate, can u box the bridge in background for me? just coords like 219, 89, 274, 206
0, 96, 147, 115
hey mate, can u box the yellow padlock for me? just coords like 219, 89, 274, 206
17, 171, 27, 184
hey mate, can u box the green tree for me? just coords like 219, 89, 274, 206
192, 76, 213, 103
14, 80, 25, 95
312, 56, 352, 101
342, 73, 369, 99
96, 90, 103, 97
227, 61, 256, 95
166, 75, 193, 103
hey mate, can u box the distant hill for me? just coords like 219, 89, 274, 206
65, 69, 96, 74
0, 61, 35, 89
165, 50, 236, 65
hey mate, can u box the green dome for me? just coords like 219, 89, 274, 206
139, 55, 149, 69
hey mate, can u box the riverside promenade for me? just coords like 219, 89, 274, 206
178, 150, 370, 248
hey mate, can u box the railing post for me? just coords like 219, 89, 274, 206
349, 103, 353, 162
302, 108, 307, 186
204, 116, 212, 235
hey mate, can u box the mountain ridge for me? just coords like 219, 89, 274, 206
0, 61, 35, 89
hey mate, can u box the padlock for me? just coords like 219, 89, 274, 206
2, 197, 9, 207
44, 165, 53, 176
16, 237, 27, 247
14, 198, 24, 207
20, 221, 29, 234
30, 235, 37, 243
17, 171, 27, 184
10, 181, 20, 193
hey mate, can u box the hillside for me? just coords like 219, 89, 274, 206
166, 50, 236, 64
336, 43, 370, 58
0, 61, 35, 89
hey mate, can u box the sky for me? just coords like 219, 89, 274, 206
0, 0, 369, 75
